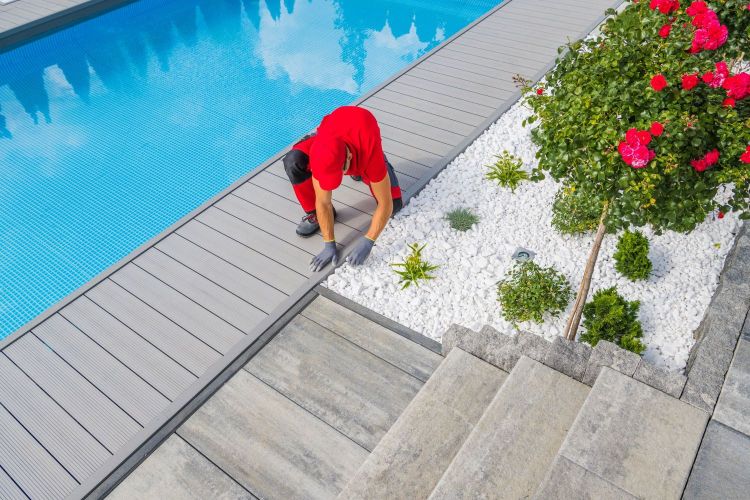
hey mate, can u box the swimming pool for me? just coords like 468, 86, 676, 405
0, 0, 498, 340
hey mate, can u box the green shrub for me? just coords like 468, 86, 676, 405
613, 230, 652, 281
551, 186, 604, 235
391, 243, 439, 290
497, 261, 572, 325
446, 208, 479, 232
486, 151, 528, 192
580, 287, 645, 354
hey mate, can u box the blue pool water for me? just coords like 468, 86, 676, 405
0, 0, 498, 340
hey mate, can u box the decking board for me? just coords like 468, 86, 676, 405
0, 0, 623, 497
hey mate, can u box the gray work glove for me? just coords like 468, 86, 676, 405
348, 237, 375, 266
311, 241, 338, 272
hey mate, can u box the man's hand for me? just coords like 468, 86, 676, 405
311, 241, 338, 272
348, 237, 374, 266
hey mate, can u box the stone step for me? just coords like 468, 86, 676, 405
337, 348, 507, 500
429, 356, 589, 499
535, 367, 709, 499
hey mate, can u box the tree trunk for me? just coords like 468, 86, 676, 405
563, 201, 610, 341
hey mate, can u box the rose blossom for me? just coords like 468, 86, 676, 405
651, 74, 668, 91
659, 24, 672, 38
650, 122, 664, 136
740, 145, 750, 164
723, 73, 750, 101
619, 128, 655, 169
682, 74, 699, 90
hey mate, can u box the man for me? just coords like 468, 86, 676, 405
283, 106, 403, 272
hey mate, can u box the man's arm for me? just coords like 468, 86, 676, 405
313, 177, 335, 241
348, 175, 392, 266
366, 175, 393, 240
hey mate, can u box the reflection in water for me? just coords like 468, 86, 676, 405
0, 0, 497, 339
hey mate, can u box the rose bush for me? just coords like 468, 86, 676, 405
523, 0, 750, 233
520, 0, 750, 339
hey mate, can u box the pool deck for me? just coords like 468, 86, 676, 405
0, 0, 622, 498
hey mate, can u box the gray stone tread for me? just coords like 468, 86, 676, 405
0, 355, 110, 482
179, 370, 368, 500
338, 349, 507, 499
108, 435, 256, 500
33, 314, 170, 426
246, 315, 424, 451
110, 264, 245, 354
533, 456, 637, 500
683, 420, 750, 500
557, 367, 709, 499
302, 296, 442, 382
713, 339, 750, 436
430, 356, 590, 499
3, 334, 140, 452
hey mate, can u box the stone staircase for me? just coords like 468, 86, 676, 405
337, 326, 710, 499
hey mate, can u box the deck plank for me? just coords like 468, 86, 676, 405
378, 122, 456, 157
0, 466, 27, 500
134, 248, 267, 333
60, 296, 196, 401
4, 334, 140, 452
33, 315, 170, 426
364, 95, 477, 135
196, 207, 313, 276
394, 74, 501, 108
363, 105, 465, 146
0, 355, 110, 481
0, 403, 77, 500
86, 279, 221, 376
110, 265, 245, 354
177, 220, 306, 295
385, 80, 495, 117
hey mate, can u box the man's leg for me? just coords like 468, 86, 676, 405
367, 157, 403, 215
283, 149, 336, 237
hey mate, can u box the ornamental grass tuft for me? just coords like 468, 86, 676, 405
446, 207, 479, 232
391, 243, 440, 290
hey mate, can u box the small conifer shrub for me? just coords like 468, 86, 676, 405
613, 230, 652, 281
580, 287, 645, 354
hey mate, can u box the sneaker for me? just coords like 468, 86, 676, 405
296, 208, 337, 237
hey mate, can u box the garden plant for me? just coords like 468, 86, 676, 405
391, 243, 440, 289
613, 230, 653, 281
497, 260, 572, 326
446, 207, 480, 232
522, 0, 750, 339
486, 151, 532, 192
580, 286, 646, 354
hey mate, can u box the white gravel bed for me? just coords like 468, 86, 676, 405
325, 100, 740, 371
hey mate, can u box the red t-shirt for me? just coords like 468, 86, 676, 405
293, 106, 387, 185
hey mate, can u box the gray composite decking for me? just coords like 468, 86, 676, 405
0, 0, 622, 498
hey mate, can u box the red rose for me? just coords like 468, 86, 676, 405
691, 158, 708, 172
741, 145, 750, 164
659, 24, 672, 38
536, 87, 544, 95
723, 73, 750, 100
705, 149, 719, 166
650, 122, 664, 136
619, 128, 655, 168
702, 71, 714, 83
718, 211, 725, 219
650, 0, 680, 13
723, 98, 736, 107
682, 74, 699, 90
686, 1, 707, 16
651, 74, 668, 91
